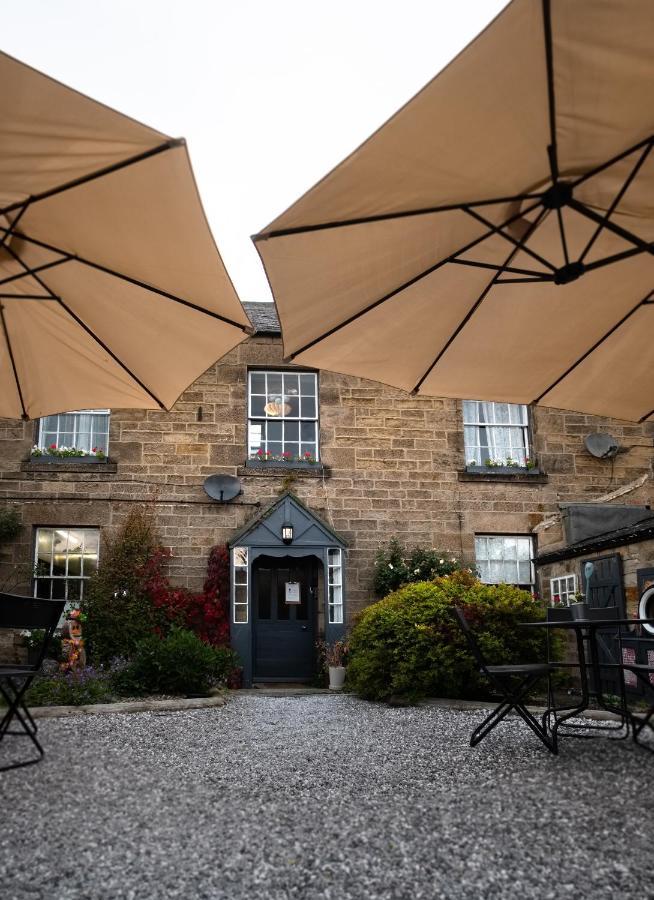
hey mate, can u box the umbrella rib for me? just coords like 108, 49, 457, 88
0, 203, 29, 249
0, 294, 58, 300
254, 192, 543, 241
3, 243, 168, 411
578, 141, 653, 264
0, 140, 184, 218
284, 200, 543, 361
0, 256, 74, 288
0, 228, 250, 334
534, 290, 654, 406
583, 245, 652, 273
495, 277, 553, 284
462, 207, 556, 272
449, 259, 552, 279
567, 199, 652, 254
0, 302, 27, 419
571, 135, 653, 189
555, 207, 569, 266
410, 208, 549, 395
542, 0, 559, 182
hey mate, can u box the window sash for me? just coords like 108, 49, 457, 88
550, 574, 577, 606
328, 548, 343, 624
474, 535, 534, 588
248, 370, 319, 460
38, 409, 110, 455
232, 547, 249, 624
463, 401, 529, 466
33, 527, 100, 606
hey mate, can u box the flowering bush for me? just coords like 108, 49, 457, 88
251, 448, 317, 464
24, 662, 121, 706
372, 538, 468, 598
31, 444, 106, 459
467, 456, 537, 469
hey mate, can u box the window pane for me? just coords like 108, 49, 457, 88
267, 372, 282, 394
234, 547, 248, 567
301, 396, 316, 418
267, 441, 282, 456
300, 374, 316, 397
250, 396, 266, 418
284, 421, 299, 442
267, 420, 283, 442
250, 372, 266, 394
462, 400, 477, 422
283, 373, 299, 396
234, 606, 248, 623
301, 421, 316, 442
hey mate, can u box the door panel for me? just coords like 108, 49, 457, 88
253, 558, 317, 679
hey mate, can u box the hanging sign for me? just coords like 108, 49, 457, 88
285, 582, 301, 604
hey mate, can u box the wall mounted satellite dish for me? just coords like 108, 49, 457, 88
584, 433, 619, 459
203, 474, 241, 503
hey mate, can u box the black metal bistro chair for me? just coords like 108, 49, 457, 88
0, 593, 65, 772
454, 608, 557, 754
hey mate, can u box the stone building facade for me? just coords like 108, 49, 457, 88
0, 302, 652, 682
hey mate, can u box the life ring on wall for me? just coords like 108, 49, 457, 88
638, 586, 654, 634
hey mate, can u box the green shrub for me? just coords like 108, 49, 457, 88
347, 572, 552, 702
372, 538, 467, 598
82, 509, 164, 664
114, 628, 239, 696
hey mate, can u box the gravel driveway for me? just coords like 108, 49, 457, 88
0, 694, 651, 899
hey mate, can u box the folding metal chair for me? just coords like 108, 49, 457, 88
0, 593, 65, 772
454, 607, 557, 754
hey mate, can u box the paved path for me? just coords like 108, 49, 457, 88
0, 695, 651, 899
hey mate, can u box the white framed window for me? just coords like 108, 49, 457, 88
248, 370, 319, 461
550, 574, 577, 606
475, 535, 534, 591
463, 401, 530, 466
38, 409, 110, 456
328, 548, 343, 624
232, 546, 249, 623
34, 527, 100, 604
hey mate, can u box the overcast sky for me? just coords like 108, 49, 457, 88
3, 0, 507, 302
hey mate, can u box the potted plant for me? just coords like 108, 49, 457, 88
569, 592, 589, 621
318, 639, 349, 690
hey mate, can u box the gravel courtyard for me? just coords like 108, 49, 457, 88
0, 694, 652, 900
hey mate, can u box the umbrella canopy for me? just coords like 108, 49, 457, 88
0, 52, 251, 420
254, 0, 654, 423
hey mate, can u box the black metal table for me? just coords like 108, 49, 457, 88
523, 617, 654, 751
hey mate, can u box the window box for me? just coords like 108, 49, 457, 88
29, 454, 108, 464
459, 465, 547, 483
241, 460, 327, 478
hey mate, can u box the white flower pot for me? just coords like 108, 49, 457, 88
328, 665, 346, 690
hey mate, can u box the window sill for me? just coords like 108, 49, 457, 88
22, 458, 117, 474
239, 460, 328, 477
458, 466, 547, 484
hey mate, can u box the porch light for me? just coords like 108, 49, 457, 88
282, 523, 294, 544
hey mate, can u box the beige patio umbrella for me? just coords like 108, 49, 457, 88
0, 52, 251, 420
254, 0, 654, 422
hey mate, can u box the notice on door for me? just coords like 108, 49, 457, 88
285, 582, 301, 604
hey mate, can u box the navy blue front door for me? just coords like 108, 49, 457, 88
253, 557, 318, 680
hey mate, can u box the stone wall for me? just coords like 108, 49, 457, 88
0, 334, 653, 621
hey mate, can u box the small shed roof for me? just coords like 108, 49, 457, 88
242, 302, 281, 335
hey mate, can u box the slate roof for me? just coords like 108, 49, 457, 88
242, 302, 281, 335
536, 514, 654, 565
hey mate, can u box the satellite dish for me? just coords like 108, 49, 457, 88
584, 433, 619, 459
203, 474, 241, 502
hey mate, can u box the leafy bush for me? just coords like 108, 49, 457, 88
347, 571, 552, 702
372, 538, 467, 597
113, 628, 238, 696
82, 509, 163, 664
144, 544, 230, 646
24, 664, 117, 707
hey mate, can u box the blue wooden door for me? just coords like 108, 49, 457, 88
253, 558, 317, 680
